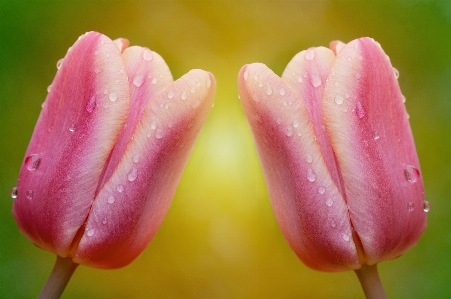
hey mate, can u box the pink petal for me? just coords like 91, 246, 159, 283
74, 70, 216, 268
12, 32, 130, 256
113, 38, 130, 53
322, 38, 426, 264
239, 63, 359, 271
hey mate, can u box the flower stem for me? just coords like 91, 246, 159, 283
354, 263, 388, 299
38, 255, 78, 299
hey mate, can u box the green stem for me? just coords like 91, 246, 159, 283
38, 255, 78, 299
354, 263, 388, 299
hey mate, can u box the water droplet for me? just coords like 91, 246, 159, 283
108, 195, 115, 204
143, 49, 153, 61
151, 77, 157, 84
307, 168, 317, 182
94, 68, 101, 74
86, 229, 95, 237
318, 186, 326, 194
293, 120, 299, 128
311, 75, 322, 87
304, 49, 315, 60
253, 75, 258, 81
407, 202, 415, 212
146, 132, 152, 137
25, 154, 41, 171
102, 217, 108, 225
326, 198, 333, 206
342, 233, 350, 242
10, 187, 18, 199
285, 126, 293, 137
266, 85, 273, 95
393, 68, 399, 79
345, 93, 350, 99
306, 154, 313, 163
373, 131, 380, 140
127, 167, 138, 182
192, 101, 200, 109
56, 59, 64, 70
423, 200, 430, 212
156, 128, 164, 139
103, 88, 108, 95
279, 88, 286, 96
402, 95, 406, 103
68, 124, 76, 133
167, 91, 174, 99
356, 101, 366, 118
109, 92, 118, 102
404, 164, 420, 183
258, 81, 263, 87
86, 96, 96, 113
196, 81, 201, 87
283, 100, 288, 106
330, 221, 336, 228
191, 87, 196, 93
47, 84, 52, 93
164, 103, 169, 109
133, 75, 144, 87
26, 190, 34, 200
133, 154, 140, 163
334, 81, 339, 86
181, 90, 187, 100
297, 76, 303, 83
117, 184, 124, 193
334, 94, 344, 105
243, 70, 248, 81
151, 121, 157, 130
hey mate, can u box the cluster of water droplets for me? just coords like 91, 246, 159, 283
10, 154, 42, 200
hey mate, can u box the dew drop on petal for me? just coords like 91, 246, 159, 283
164, 103, 169, 109
127, 167, 138, 182
326, 198, 333, 206
117, 184, 124, 193
86, 229, 95, 237
307, 168, 317, 182
393, 68, 400, 79
423, 200, 430, 212
330, 221, 336, 228
26, 190, 33, 200
402, 95, 406, 103
192, 101, 200, 109
151, 121, 157, 130
143, 49, 153, 61
258, 81, 263, 87
47, 84, 52, 93
404, 164, 420, 183
86, 96, 96, 113
10, 187, 18, 199
146, 132, 152, 138
285, 126, 293, 137
407, 202, 415, 212
69, 124, 76, 133
293, 120, 299, 128
108, 195, 115, 204
133, 154, 140, 163
311, 75, 322, 87
306, 154, 313, 163
94, 68, 101, 74
266, 85, 272, 95
279, 88, 286, 96
318, 186, 326, 194
356, 101, 366, 118
181, 90, 187, 100
369, 131, 379, 141
25, 154, 41, 171
151, 77, 157, 84
109, 92, 118, 102
297, 76, 303, 83
253, 75, 258, 81
156, 128, 164, 139
304, 49, 315, 60
133, 75, 144, 87
334, 94, 344, 105
102, 217, 108, 225
56, 59, 64, 70
342, 233, 350, 242
168, 91, 174, 99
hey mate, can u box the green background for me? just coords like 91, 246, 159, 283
1, 1, 450, 298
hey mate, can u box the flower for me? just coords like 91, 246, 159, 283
12, 32, 216, 269
238, 38, 427, 272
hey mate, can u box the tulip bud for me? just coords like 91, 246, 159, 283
238, 37, 426, 272
12, 31, 216, 269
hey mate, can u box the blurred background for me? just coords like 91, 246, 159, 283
1, 1, 450, 298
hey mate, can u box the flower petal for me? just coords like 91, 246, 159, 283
239, 63, 359, 271
12, 32, 130, 256
74, 70, 216, 268
322, 38, 427, 264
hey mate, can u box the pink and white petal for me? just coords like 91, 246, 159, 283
97, 46, 173, 189
322, 38, 426, 264
12, 32, 130, 256
74, 70, 215, 268
113, 38, 130, 53
281, 47, 343, 195
239, 63, 359, 271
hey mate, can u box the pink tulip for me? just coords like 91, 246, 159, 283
238, 37, 427, 276
12, 31, 216, 270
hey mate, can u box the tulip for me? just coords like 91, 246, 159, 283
12, 31, 215, 297
238, 38, 427, 298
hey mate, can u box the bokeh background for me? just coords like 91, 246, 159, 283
1, 1, 450, 298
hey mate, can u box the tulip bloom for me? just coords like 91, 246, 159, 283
12, 31, 215, 272
238, 37, 426, 295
